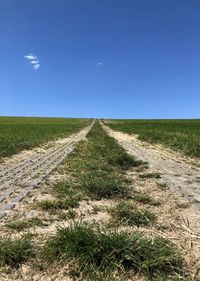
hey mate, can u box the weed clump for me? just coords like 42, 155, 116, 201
35, 199, 63, 211
6, 221, 28, 231
35, 197, 79, 212
133, 194, 160, 206
41, 221, 181, 279
35, 182, 80, 212
53, 181, 76, 198
6, 218, 44, 231
110, 201, 156, 227
0, 235, 33, 267
58, 210, 77, 220
107, 152, 144, 170
79, 170, 129, 199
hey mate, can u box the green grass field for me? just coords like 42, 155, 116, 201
0, 117, 91, 158
105, 119, 200, 158
0, 121, 197, 280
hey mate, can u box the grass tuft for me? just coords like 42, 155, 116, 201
107, 152, 144, 170
58, 210, 77, 220
6, 218, 44, 231
53, 181, 76, 198
79, 170, 129, 199
134, 194, 161, 206
41, 221, 181, 279
0, 235, 33, 267
110, 201, 156, 227
35, 196, 79, 212
6, 221, 28, 231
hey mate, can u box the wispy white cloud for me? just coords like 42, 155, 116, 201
29, 60, 39, 64
33, 64, 40, 70
24, 53, 37, 60
24, 53, 40, 70
97, 62, 103, 66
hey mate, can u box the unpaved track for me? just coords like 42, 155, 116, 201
0, 123, 93, 218
103, 124, 200, 209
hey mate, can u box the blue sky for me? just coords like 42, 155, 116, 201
0, 0, 200, 118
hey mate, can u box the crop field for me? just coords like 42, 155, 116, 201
0, 119, 200, 280
0, 117, 90, 158
105, 119, 200, 158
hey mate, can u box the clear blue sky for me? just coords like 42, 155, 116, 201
0, 0, 200, 118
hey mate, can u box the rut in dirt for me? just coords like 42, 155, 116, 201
0, 123, 93, 218
102, 123, 200, 210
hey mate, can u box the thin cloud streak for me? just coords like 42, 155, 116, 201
30, 60, 39, 64
24, 53, 40, 70
24, 53, 37, 60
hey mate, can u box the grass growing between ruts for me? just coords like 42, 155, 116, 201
34, 122, 138, 216
41, 221, 182, 280
79, 170, 130, 199
37, 121, 184, 280
62, 122, 144, 200
35, 181, 81, 212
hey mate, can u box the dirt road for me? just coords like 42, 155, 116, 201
0, 124, 92, 218
103, 124, 200, 209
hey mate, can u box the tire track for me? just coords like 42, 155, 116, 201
0, 123, 93, 219
102, 123, 200, 210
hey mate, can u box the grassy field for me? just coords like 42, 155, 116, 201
105, 119, 200, 158
0, 117, 91, 158
0, 121, 199, 280
1, 122, 185, 280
